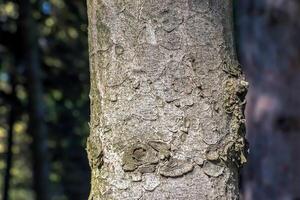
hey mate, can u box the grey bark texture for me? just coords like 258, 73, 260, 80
238, 1, 300, 199
87, 1, 245, 199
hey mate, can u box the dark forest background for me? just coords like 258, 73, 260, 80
0, 0, 90, 199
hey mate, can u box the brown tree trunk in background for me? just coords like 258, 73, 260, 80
62, 136, 91, 199
87, 1, 246, 199
237, 1, 300, 199
17, 0, 50, 200
2, 69, 17, 200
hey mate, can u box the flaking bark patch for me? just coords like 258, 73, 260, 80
221, 78, 248, 167
86, 135, 103, 169
203, 161, 224, 178
122, 142, 159, 172
159, 158, 194, 177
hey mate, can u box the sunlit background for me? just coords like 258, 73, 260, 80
0, 0, 90, 199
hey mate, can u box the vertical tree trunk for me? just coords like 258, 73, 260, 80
17, 0, 50, 199
237, 1, 300, 199
2, 69, 17, 200
87, 1, 245, 199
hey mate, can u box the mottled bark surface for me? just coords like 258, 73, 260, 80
238, 1, 300, 199
87, 1, 245, 199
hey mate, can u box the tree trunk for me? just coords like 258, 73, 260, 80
17, 0, 50, 199
2, 68, 17, 200
87, 1, 245, 199
237, 1, 300, 199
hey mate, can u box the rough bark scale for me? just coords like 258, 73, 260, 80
238, 0, 300, 199
87, 1, 245, 199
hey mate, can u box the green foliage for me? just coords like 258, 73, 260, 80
0, 0, 90, 199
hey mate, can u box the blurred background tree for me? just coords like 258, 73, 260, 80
0, 0, 90, 199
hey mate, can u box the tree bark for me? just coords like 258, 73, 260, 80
237, 0, 300, 199
87, 1, 245, 199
